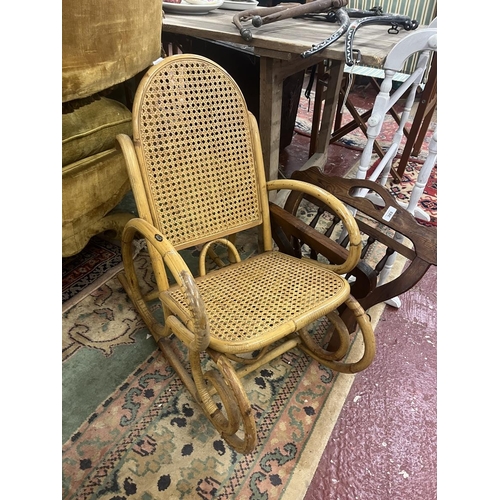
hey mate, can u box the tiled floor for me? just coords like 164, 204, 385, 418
279, 82, 437, 500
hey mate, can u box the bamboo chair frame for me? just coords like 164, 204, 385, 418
116, 54, 374, 454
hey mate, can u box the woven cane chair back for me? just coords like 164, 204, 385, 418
132, 54, 263, 251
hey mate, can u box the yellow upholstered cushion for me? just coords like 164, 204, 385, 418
62, 0, 163, 102
62, 97, 132, 167
62, 148, 132, 257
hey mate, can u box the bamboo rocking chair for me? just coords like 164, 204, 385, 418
116, 54, 375, 454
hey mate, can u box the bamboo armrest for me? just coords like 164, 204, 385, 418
266, 178, 362, 275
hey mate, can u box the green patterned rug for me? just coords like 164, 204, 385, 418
62, 312, 367, 499
62, 189, 414, 499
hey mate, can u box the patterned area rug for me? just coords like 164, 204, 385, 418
62, 315, 369, 500
63, 237, 125, 312
62, 229, 400, 500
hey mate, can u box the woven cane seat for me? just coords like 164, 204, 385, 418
161, 251, 349, 353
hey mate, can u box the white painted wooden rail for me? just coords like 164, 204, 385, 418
352, 20, 437, 308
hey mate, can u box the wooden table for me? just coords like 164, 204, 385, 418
163, 8, 416, 181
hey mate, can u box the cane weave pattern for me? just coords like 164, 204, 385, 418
136, 57, 262, 250
163, 252, 348, 350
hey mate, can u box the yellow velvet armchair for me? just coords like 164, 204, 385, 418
62, 0, 164, 256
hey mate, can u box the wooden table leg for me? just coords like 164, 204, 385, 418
396, 54, 437, 179
301, 59, 344, 172
259, 56, 283, 183
258, 55, 344, 182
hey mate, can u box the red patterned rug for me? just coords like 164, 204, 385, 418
62, 236, 124, 312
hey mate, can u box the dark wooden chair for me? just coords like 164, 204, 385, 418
270, 167, 437, 338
